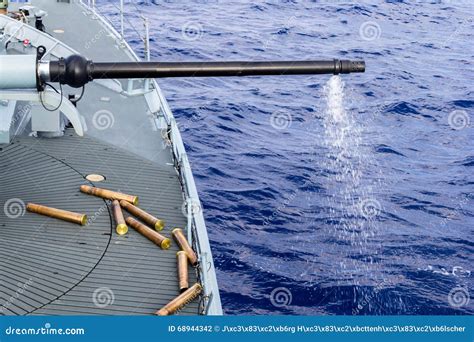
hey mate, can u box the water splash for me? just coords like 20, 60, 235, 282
319, 76, 405, 314
323, 76, 361, 151
323, 76, 375, 239
322, 75, 382, 283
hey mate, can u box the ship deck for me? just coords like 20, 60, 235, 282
0, 131, 200, 315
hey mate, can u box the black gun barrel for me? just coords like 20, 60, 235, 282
91, 60, 365, 79
47, 55, 365, 88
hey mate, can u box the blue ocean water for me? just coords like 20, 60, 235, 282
101, 0, 473, 315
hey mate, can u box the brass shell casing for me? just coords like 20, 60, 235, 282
155, 283, 202, 316
26, 203, 87, 226
172, 228, 198, 266
177, 251, 189, 293
112, 200, 128, 235
125, 217, 171, 250
80, 185, 138, 205
120, 200, 165, 231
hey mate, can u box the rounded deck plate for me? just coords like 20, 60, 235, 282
0, 131, 199, 316
0, 144, 111, 315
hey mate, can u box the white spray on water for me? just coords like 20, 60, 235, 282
298, 76, 402, 313
322, 75, 381, 284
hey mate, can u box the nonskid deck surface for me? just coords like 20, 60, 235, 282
0, 130, 200, 315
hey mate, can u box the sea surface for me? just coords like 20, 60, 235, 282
100, 0, 473, 315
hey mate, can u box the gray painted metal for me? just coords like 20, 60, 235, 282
0, 99, 16, 144
0, 90, 85, 138
0, 131, 200, 315
0, 55, 36, 89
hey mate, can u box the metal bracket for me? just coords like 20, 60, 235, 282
0, 90, 86, 137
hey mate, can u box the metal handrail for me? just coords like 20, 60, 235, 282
84, 0, 150, 61
0, 14, 78, 58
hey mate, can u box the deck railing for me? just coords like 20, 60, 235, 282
81, 0, 150, 61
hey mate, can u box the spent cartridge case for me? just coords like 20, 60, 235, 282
172, 228, 198, 266
80, 185, 138, 205
177, 251, 189, 293
120, 200, 165, 231
26, 203, 87, 226
112, 200, 128, 235
155, 283, 202, 316
125, 217, 171, 249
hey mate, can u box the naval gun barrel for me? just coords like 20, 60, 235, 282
87, 60, 365, 79
47, 54, 365, 88
0, 52, 365, 90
